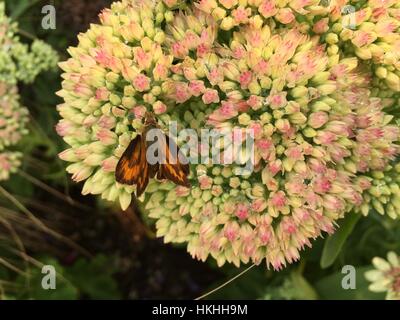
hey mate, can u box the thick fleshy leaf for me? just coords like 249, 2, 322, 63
320, 213, 361, 269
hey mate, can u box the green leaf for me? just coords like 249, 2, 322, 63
320, 212, 361, 269
64, 255, 121, 300
290, 270, 319, 300
6, 0, 42, 20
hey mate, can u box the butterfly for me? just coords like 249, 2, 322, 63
115, 112, 190, 197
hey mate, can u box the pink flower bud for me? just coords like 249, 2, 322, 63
189, 80, 206, 97
134, 47, 152, 69
202, 89, 220, 104
202, 202, 215, 216
98, 115, 116, 129
270, 191, 286, 208
308, 158, 327, 174
232, 46, 246, 59
247, 95, 263, 110
219, 0, 237, 9
281, 217, 297, 235
171, 41, 189, 59
256, 139, 272, 151
74, 83, 93, 97
249, 122, 263, 139
232, 7, 251, 24
56, 120, 74, 137
356, 177, 372, 190
285, 180, 305, 195
132, 105, 146, 119
266, 92, 287, 109
313, 18, 329, 34
102, 156, 118, 172
133, 74, 150, 92
207, 68, 224, 86
251, 198, 267, 212
268, 160, 282, 176
313, 176, 332, 194
210, 185, 223, 197
58, 149, 78, 162
224, 221, 240, 242
323, 194, 344, 211
315, 131, 336, 145
153, 63, 169, 81
276, 8, 295, 24
196, 0, 218, 13
197, 43, 210, 57
199, 175, 213, 189
153, 101, 167, 115
173, 82, 191, 103
308, 112, 329, 129
96, 128, 117, 145
95, 87, 110, 101
258, 0, 278, 18
285, 146, 303, 160
239, 71, 252, 89
235, 203, 250, 220
175, 186, 191, 197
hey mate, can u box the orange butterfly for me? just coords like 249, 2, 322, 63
115, 112, 190, 197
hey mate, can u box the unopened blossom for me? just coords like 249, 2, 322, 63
365, 251, 400, 300
356, 163, 400, 219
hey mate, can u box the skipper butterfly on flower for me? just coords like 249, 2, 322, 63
115, 112, 190, 196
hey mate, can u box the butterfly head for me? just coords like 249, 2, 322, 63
144, 111, 158, 127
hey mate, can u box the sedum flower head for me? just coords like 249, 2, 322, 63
0, 3, 58, 180
0, 83, 29, 151
57, 0, 180, 210
0, 82, 28, 181
144, 10, 399, 269
0, 151, 22, 181
57, 0, 400, 270
365, 251, 400, 300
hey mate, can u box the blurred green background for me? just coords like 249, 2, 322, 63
0, 0, 399, 300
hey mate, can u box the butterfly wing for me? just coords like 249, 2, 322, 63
159, 134, 190, 187
115, 135, 150, 197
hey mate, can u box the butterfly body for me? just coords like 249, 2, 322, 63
115, 112, 190, 197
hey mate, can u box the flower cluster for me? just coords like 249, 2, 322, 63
356, 162, 400, 219
195, 0, 400, 108
0, 82, 28, 181
365, 251, 400, 300
57, 0, 400, 270
0, 150, 22, 181
0, 3, 58, 84
57, 0, 179, 209
0, 83, 28, 152
0, 3, 58, 181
